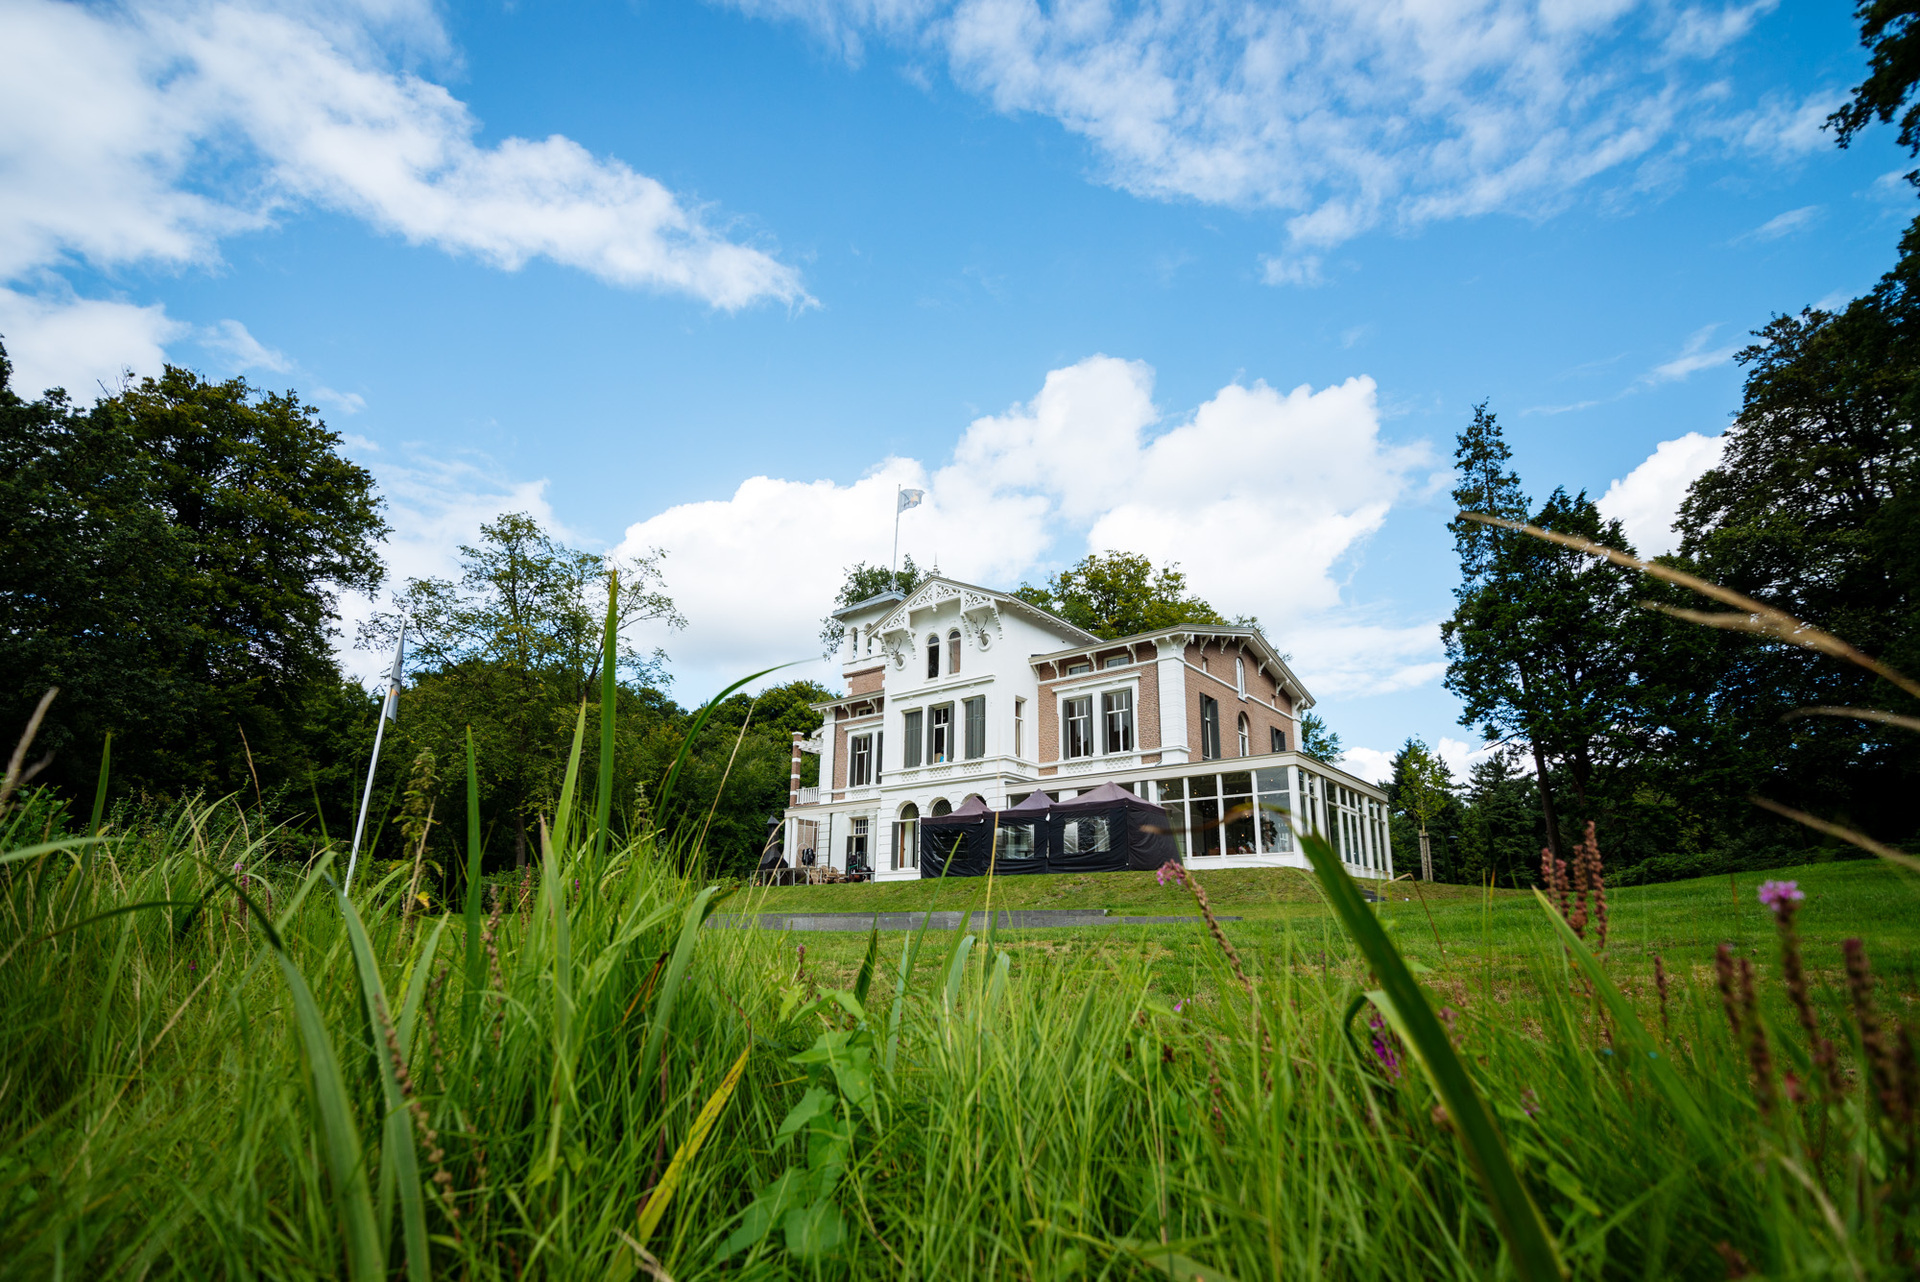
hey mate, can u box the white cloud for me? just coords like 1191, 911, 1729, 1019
201, 318, 291, 372
614, 354, 1438, 702
723, 0, 1819, 262
315, 386, 368, 414
0, 286, 184, 398
0, 0, 805, 310
1733, 204, 1819, 245
1643, 324, 1740, 385
1337, 746, 1396, 786
1596, 429, 1724, 556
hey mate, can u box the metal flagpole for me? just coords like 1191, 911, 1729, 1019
892, 486, 902, 590
345, 617, 405, 893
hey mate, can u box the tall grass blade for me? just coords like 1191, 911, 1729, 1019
463, 725, 484, 1029
635, 1040, 752, 1243
337, 888, 429, 1282
595, 567, 618, 869
89, 731, 111, 838
637, 885, 720, 1080
551, 703, 589, 857
1301, 830, 1563, 1281
1529, 888, 1716, 1149
270, 931, 384, 1281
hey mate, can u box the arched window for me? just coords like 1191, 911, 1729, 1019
1235, 656, 1246, 695
1237, 713, 1250, 757
931, 798, 952, 817
926, 634, 940, 679
895, 802, 920, 871
948, 629, 962, 674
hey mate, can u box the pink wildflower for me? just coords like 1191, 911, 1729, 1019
1757, 880, 1805, 917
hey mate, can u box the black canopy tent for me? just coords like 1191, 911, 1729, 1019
920, 795, 995, 877
919, 782, 1177, 877
1046, 782, 1177, 873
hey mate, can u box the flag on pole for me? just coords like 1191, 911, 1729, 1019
897, 488, 924, 513
383, 618, 406, 721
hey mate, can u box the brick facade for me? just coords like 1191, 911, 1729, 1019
1182, 639, 1297, 762
847, 665, 884, 695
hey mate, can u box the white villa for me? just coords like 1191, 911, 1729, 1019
779, 576, 1393, 882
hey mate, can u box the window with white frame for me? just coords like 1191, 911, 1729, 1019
1065, 660, 1091, 675
963, 697, 985, 759
1102, 689, 1134, 753
1199, 695, 1221, 760
1236, 713, 1250, 757
926, 634, 940, 679
928, 704, 953, 763
1014, 698, 1025, 757
948, 629, 962, 675
1235, 655, 1246, 695
846, 816, 869, 869
848, 733, 874, 786
1063, 696, 1094, 758
1104, 654, 1131, 668
1270, 726, 1286, 753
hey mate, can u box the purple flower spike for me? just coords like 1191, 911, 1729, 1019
1758, 880, 1805, 915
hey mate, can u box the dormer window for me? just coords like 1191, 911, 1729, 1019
927, 634, 940, 679
948, 629, 961, 675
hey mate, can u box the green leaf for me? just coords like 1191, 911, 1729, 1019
636, 885, 720, 1079
336, 887, 430, 1282
1301, 830, 1563, 1281
462, 726, 484, 1031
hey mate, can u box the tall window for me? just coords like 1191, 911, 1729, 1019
948, 629, 962, 675
1199, 695, 1221, 760
1235, 655, 1246, 695
1270, 726, 1286, 753
848, 733, 874, 786
929, 704, 953, 763
1063, 696, 1094, 758
1014, 698, 1025, 757
926, 634, 941, 679
846, 816, 869, 870
1102, 689, 1134, 753
964, 697, 986, 759
894, 803, 919, 871
903, 710, 923, 767
1236, 713, 1250, 757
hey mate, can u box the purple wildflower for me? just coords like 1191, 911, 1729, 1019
1368, 1011, 1402, 1080
1757, 880, 1805, 916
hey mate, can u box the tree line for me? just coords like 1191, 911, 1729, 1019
1384, 3, 1920, 884
0, 352, 829, 883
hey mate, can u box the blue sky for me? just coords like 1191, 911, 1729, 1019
2, 0, 1912, 781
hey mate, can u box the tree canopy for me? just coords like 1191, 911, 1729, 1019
1014, 551, 1230, 639
0, 349, 388, 803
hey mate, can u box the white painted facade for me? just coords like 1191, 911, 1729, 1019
782, 576, 1392, 882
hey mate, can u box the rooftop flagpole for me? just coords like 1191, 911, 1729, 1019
345, 617, 405, 894
893, 485, 924, 591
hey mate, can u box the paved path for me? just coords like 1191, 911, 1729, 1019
705, 908, 1245, 933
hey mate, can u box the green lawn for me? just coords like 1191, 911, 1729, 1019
744, 857, 1920, 1003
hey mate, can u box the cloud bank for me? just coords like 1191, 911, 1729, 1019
719, 0, 1828, 268
0, 0, 806, 394
613, 353, 1437, 703
1597, 429, 1725, 557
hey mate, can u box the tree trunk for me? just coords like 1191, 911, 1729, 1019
1418, 826, 1433, 882
1529, 741, 1561, 859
